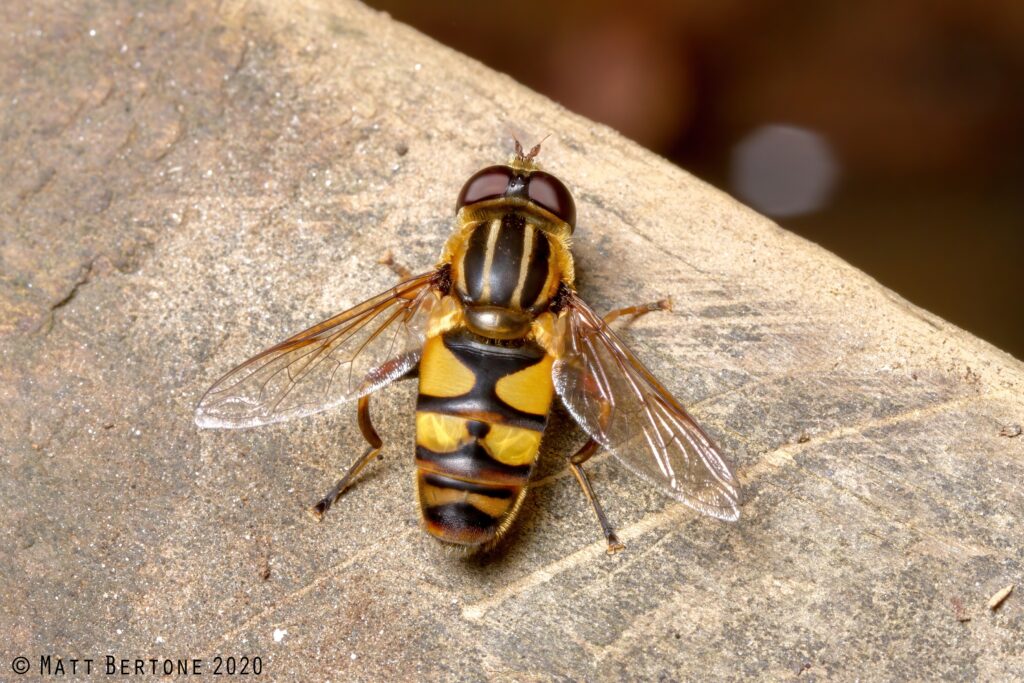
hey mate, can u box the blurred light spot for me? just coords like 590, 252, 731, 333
731, 124, 839, 217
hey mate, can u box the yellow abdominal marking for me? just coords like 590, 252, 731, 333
483, 423, 543, 466
418, 482, 511, 518
415, 412, 467, 452
494, 354, 555, 415
418, 335, 476, 397
415, 412, 542, 469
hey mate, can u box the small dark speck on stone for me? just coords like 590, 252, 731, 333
798, 433, 811, 443
395, 142, 408, 156
950, 596, 971, 622
998, 424, 1021, 438
103, 422, 114, 429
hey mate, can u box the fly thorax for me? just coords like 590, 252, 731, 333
453, 213, 559, 339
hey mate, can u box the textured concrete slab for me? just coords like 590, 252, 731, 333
1, 0, 1021, 680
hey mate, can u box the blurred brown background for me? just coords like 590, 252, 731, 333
368, 1, 1024, 358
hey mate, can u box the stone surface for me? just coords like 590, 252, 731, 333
1, 1, 1022, 680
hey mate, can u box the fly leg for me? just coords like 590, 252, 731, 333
568, 437, 625, 554
602, 298, 672, 326
311, 354, 420, 519
378, 250, 413, 280
312, 394, 383, 518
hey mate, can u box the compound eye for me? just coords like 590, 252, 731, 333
456, 165, 514, 210
527, 171, 576, 227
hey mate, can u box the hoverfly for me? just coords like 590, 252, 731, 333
195, 140, 740, 553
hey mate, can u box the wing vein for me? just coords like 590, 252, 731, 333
194, 270, 441, 429
551, 290, 741, 520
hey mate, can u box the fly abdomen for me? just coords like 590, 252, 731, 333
415, 431, 533, 486
417, 472, 522, 546
414, 413, 537, 545
414, 330, 554, 548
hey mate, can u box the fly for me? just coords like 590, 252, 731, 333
195, 140, 741, 553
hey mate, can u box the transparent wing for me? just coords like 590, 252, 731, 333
552, 291, 741, 521
195, 270, 442, 429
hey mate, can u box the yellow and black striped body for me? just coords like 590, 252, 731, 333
415, 156, 577, 549
415, 202, 570, 548
415, 329, 554, 546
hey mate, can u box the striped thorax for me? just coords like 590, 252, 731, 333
453, 214, 559, 339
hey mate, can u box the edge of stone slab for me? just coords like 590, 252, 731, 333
233, 0, 1024, 392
